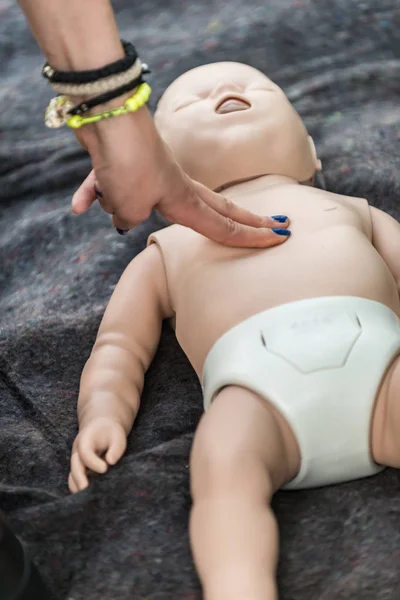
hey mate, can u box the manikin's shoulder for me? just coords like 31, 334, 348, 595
325, 189, 371, 229
301, 185, 372, 228
147, 223, 205, 253
325, 189, 370, 211
300, 184, 369, 209
146, 224, 206, 281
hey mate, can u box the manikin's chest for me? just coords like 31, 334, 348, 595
168, 191, 367, 294
150, 188, 371, 367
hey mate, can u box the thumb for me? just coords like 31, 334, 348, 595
105, 428, 127, 465
72, 170, 98, 215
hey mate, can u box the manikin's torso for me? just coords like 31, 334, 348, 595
144, 61, 399, 483
150, 179, 400, 378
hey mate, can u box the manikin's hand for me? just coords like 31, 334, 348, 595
71, 109, 290, 248
68, 417, 127, 493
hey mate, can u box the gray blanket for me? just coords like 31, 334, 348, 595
1, 0, 400, 598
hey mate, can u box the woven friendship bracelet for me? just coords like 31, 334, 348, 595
48, 58, 143, 97
42, 40, 137, 84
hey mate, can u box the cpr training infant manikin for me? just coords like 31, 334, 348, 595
68, 62, 400, 600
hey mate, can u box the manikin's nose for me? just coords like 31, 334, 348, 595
210, 82, 243, 99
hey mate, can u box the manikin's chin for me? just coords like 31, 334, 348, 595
215, 175, 261, 192
215, 173, 316, 193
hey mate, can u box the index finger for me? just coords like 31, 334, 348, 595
162, 186, 291, 248
191, 179, 289, 230
70, 452, 89, 492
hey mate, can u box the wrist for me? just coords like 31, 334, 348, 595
70, 88, 139, 117
78, 390, 137, 432
77, 103, 158, 154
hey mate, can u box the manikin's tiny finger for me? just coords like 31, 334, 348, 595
72, 170, 97, 215
105, 432, 127, 465
68, 472, 77, 494
78, 441, 109, 474
68, 471, 79, 494
70, 453, 89, 491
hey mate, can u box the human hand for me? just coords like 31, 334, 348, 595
68, 417, 127, 493
71, 108, 290, 248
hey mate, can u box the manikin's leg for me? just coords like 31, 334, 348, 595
189, 386, 299, 600
371, 353, 400, 468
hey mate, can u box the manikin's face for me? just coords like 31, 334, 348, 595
155, 62, 319, 191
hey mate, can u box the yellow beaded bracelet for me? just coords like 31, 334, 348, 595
44, 83, 152, 129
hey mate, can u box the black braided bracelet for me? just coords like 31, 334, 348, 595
68, 65, 150, 116
42, 40, 138, 84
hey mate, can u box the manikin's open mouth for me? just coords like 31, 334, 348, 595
215, 96, 251, 114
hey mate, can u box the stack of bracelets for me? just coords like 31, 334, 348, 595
43, 40, 151, 129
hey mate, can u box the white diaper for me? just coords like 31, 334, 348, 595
202, 297, 400, 490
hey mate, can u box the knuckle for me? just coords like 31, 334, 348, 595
159, 207, 177, 226
98, 199, 114, 215
221, 217, 239, 244
157, 196, 177, 221
118, 204, 152, 227
223, 197, 235, 218
136, 207, 152, 223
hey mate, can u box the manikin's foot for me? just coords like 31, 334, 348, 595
189, 386, 298, 600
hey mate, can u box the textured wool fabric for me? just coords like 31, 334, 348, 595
1, 0, 400, 598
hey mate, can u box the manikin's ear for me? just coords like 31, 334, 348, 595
301, 136, 322, 187
308, 136, 322, 172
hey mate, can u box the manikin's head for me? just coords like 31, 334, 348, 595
155, 62, 321, 191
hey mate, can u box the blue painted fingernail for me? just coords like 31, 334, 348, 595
272, 228, 291, 236
116, 228, 129, 236
272, 215, 288, 223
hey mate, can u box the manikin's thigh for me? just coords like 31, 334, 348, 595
190, 386, 293, 492
372, 352, 400, 468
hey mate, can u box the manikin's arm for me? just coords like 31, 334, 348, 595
370, 206, 400, 294
68, 243, 172, 492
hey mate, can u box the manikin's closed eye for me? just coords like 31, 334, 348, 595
175, 90, 252, 114
174, 95, 203, 112
174, 93, 251, 115
172, 81, 275, 114
174, 81, 247, 113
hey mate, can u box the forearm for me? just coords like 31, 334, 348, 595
19, 0, 157, 143
77, 245, 170, 433
78, 334, 146, 433
18, 0, 124, 70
